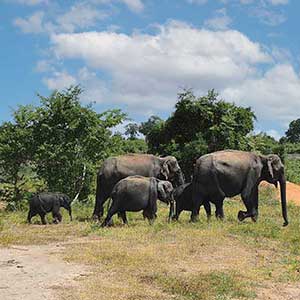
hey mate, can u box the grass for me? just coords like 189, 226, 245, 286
1, 186, 300, 299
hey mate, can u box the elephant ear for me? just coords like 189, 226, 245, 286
161, 159, 170, 180
147, 178, 158, 217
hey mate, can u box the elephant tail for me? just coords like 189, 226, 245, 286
147, 178, 158, 218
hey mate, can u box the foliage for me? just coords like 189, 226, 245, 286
0, 86, 127, 208
124, 122, 140, 140
285, 159, 300, 184
141, 89, 255, 179
285, 118, 300, 143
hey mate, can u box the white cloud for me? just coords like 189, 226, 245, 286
13, 11, 45, 33
43, 71, 77, 90
56, 3, 108, 33
120, 0, 144, 12
49, 21, 272, 114
267, 0, 289, 5
204, 8, 232, 30
222, 64, 300, 123
251, 8, 286, 26
11, 0, 47, 5
186, 0, 208, 4
266, 129, 282, 140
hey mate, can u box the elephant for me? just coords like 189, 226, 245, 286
172, 183, 212, 221
93, 153, 184, 220
101, 176, 174, 227
192, 150, 288, 226
27, 192, 72, 225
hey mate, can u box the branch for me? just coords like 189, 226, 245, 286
72, 164, 87, 203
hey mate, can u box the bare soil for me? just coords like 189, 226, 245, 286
0, 243, 89, 300
262, 181, 300, 205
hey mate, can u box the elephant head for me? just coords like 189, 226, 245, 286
157, 179, 175, 221
58, 194, 72, 221
160, 156, 184, 187
260, 154, 288, 226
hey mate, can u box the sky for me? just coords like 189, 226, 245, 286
1, 0, 300, 139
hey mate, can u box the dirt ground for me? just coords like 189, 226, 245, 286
0, 243, 89, 300
262, 181, 300, 206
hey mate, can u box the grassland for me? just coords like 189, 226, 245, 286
0, 186, 300, 300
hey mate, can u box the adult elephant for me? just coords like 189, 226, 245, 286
93, 154, 184, 220
192, 150, 288, 226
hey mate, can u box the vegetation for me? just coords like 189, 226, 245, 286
0, 187, 299, 299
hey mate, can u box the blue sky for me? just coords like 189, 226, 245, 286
1, 0, 300, 139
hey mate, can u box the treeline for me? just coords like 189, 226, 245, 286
1, 86, 300, 209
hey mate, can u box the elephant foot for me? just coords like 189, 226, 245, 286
238, 210, 246, 222
190, 215, 199, 223
251, 215, 258, 222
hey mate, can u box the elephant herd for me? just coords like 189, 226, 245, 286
28, 150, 289, 227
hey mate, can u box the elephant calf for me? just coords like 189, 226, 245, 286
173, 183, 211, 221
27, 192, 72, 225
101, 176, 174, 227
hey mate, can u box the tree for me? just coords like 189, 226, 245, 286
141, 89, 256, 180
124, 123, 139, 140
30, 86, 126, 199
285, 118, 300, 143
0, 106, 38, 209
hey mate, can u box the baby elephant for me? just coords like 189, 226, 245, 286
27, 192, 72, 225
173, 183, 211, 221
101, 176, 174, 227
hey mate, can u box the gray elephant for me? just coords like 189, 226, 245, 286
27, 192, 72, 225
101, 176, 174, 227
93, 154, 184, 220
192, 150, 288, 226
172, 183, 212, 221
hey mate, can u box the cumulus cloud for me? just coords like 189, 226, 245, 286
56, 3, 108, 33
13, 11, 45, 33
204, 8, 232, 30
48, 21, 273, 113
267, 0, 289, 5
43, 71, 77, 90
251, 7, 286, 26
120, 0, 144, 12
186, 0, 208, 4
45, 21, 300, 129
10, 0, 47, 5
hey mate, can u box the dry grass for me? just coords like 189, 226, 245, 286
1, 186, 300, 299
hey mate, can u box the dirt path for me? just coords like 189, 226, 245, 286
0, 243, 89, 300
262, 181, 300, 205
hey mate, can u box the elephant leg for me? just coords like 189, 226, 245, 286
93, 191, 110, 221
52, 205, 62, 224
239, 186, 258, 222
27, 210, 35, 223
101, 203, 118, 227
119, 211, 128, 225
215, 199, 225, 220
39, 213, 47, 225
203, 199, 212, 220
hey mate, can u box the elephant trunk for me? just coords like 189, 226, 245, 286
279, 175, 288, 226
168, 194, 175, 222
175, 171, 185, 187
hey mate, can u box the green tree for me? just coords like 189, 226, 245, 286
31, 86, 126, 199
124, 122, 140, 140
0, 106, 37, 209
285, 118, 300, 143
141, 89, 256, 179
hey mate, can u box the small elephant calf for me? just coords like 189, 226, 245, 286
101, 176, 174, 227
27, 192, 72, 225
173, 183, 211, 221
